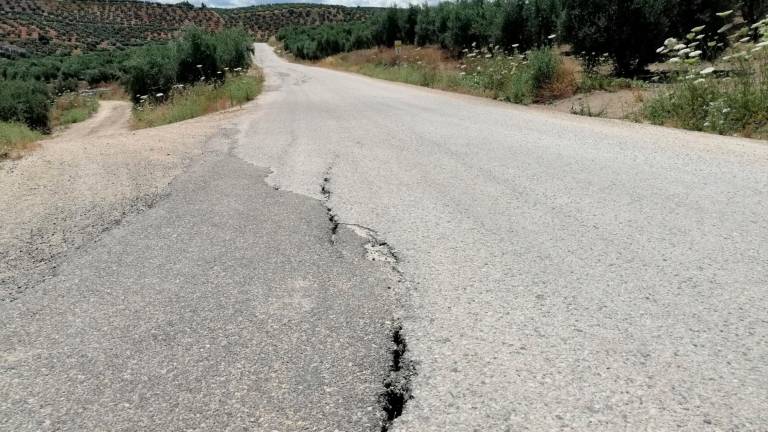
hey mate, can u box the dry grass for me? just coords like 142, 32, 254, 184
0, 122, 41, 159
132, 72, 263, 129
50, 93, 99, 129
541, 59, 578, 101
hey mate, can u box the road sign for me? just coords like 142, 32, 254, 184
394, 40, 402, 56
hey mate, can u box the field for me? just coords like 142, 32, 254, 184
0, 0, 372, 57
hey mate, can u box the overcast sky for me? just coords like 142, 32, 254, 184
155, 0, 399, 7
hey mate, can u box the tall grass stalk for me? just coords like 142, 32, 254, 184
132, 74, 263, 129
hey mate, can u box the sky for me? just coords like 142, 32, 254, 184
155, 0, 398, 7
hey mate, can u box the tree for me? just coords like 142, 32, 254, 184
561, 0, 670, 76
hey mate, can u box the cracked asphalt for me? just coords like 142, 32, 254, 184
1, 124, 400, 429
235, 44, 768, 431
2, 42, 768, 432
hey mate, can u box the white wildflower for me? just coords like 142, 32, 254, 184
715, 10, 733, 18
739, 37, 752, 43
673, 43, 687, 50
700, 67, 715, 75
691, 25, 706, 33
548, 34, 557, 39
752, 46, 763, 52
155, 93, 164, 97
718, 23, 733, 33
756, 41, 768, 47
689, 50, 702, 57
667, 57, 682, 63
694, 78, 706, 84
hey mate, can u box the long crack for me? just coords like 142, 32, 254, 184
320, 167, 339, 243
319, 167, 415, 430
380, 320, 415, 431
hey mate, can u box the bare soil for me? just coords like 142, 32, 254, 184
0, 100, 245, 301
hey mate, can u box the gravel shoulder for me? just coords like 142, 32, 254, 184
0, 102, 239, 301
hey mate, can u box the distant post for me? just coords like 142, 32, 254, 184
394, 40, 402, 56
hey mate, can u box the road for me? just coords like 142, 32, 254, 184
237, 44, 768, 430
2, 43, 767, 431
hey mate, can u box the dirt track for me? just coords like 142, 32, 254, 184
0, 101, 243, 301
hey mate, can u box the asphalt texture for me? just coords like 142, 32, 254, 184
1, 137, 401, 430
233, 44, 768, 431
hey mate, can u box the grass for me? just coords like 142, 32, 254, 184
132, 72, 264, 129
0, 122, 42, 159
320, 45, 575, 105
51, 93, 99, 128
642, 20, 768, 139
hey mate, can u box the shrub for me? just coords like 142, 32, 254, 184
528, 47, 559, 90
0, 80, 52, 131
124, 44, 179, 101
561, 0, 669, 76
644, 18, 768, 138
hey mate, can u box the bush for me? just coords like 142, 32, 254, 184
644, 20, 768, 138
0, 80, 52, 131
561, 0, 670, 76
124, 27, 253, 101
124, 44, 179, 101
528, 47, 559, 90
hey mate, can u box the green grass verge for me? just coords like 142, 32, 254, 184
328, 47, 573, 105
0, 122, 42, 158
132, 74, 264, 129
51, 94, 99, 128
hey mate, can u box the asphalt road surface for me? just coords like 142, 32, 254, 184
236, 44, 768, 431
2, 43, 767, 431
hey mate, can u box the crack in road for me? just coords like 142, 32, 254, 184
318, 167, 415, 430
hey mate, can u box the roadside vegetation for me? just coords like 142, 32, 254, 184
0, 26, 260, 158
133, 73, 263, 129
0, 122, 41, 159
279, 0, 768, 139
644, 12, 768, 138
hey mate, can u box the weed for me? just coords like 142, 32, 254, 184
132, 74, 263, 129
51, 93, 99, 128
0, 122, 41, 159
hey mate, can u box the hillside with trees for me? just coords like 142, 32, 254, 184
0, 0, 372, 58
